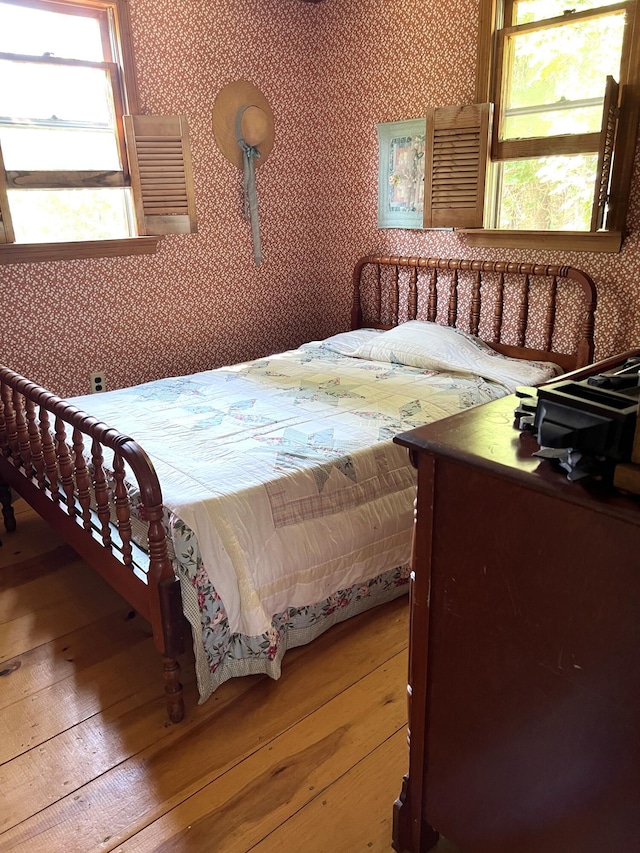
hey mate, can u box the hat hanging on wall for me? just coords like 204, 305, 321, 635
212, 80, 275, 266
212, 79, 274, 170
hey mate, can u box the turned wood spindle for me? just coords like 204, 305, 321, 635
493, 273, 505, 342
55, 415, 76, 516
113, 451, 133, 566
26, 399, 47, 489
427, 269, 438, 322
518, 275, 531, 347
448, 270, 459, 328
1, 383, 19, 457
13, 391, 32, 473
92, 439, 112, 547
39, 408, 61, 502
408, 267, 418, 321
145, 494, 184, 722
0, 385, 8, 456
392, 266, 400, 327
545, 277, 558, 353
146, 504, 171, 578
376, 265, 382, 324
470, 271, 482, 337
0, 477, 15, 532
581, 302, 596, 361
73, 428, 92, 531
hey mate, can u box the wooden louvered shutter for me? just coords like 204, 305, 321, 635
124, 115, 198, 236
0, 144, 15, 244
591, 76, 619, 231
423, 103, 492, 229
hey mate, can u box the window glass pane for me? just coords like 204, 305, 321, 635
502, 11, 625, 140
504, 104, 604, 139
8, 189, 134, 241
0, 59, 115, 124
0, 2, 104, 61
0, 59, 121, 169
0, 126, 121, 170
496, 154, 598, 230
514, 0, 624, 25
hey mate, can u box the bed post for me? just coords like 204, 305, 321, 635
124, 437, 186, 723
351, 255, 373, 329
0, 392, 16, 534
159, 577, 186, 723
567, 266, 597, 367
0, 477, 15, 534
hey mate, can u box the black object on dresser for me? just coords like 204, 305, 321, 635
391, 386, 640, 853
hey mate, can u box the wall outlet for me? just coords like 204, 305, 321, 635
89, 371, 107, 393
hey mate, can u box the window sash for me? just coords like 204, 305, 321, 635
492, 1, 633, 161
487, 88, 615, 229
507, 0, 626, 25
0, 0, 113, 61
1, 0, 112, 32
503, 1, 629, 36
0, 54, 128, 183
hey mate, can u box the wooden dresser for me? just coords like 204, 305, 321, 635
392, 392, 640, 853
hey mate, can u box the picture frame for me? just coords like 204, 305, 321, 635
376, 119, 426, 230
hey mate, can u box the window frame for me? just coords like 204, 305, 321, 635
463, 0, 640, 251
0, 0, 165, 263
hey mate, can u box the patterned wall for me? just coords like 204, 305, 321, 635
1, 0, 639, 397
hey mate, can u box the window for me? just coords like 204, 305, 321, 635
422, 0, 640, 251
0, 0, 197, 263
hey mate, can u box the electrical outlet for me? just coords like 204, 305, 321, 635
89, 371, 107, 393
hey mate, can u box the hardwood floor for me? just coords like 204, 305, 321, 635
0, 500, 414, 853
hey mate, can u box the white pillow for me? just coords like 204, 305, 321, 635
351, 320, 561, 391
320, 328, 385, 356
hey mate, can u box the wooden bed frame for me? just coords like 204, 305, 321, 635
0, 255, 597, 723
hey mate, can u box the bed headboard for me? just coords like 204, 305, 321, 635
351, 255, 597, 372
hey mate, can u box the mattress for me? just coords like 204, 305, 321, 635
70, 325, 560, 700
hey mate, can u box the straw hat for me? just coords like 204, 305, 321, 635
212, 80, 274, 170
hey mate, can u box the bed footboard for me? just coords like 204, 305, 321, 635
0, 367, 186, 723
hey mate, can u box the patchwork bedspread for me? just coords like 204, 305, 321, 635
69, 331, 557, 699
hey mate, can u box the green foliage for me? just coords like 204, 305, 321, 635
498, 155, 597, 230
506, 11, 624, 130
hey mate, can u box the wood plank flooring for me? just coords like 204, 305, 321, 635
0, 500, 419, 853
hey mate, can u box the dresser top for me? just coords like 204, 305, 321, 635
394, 392, 640, 524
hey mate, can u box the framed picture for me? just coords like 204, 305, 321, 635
376, 119, 426, 229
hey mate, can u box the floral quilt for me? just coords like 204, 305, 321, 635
70, 331, 557, 702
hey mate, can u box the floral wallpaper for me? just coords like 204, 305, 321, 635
1, 0, 639, 398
